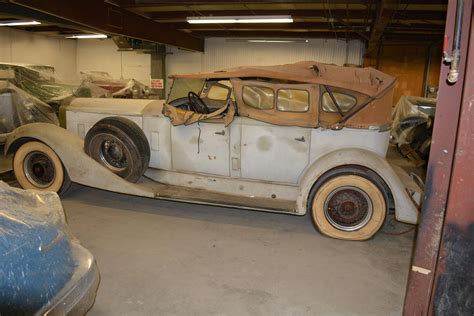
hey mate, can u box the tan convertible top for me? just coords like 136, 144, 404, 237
170, 61, 395, 97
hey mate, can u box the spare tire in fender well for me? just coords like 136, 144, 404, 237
84, 116, 150, 183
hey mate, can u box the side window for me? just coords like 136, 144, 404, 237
321, 86, 360, 113
242, 86, 274, 110
277, 89, 309, 112
207, 85, 228, 100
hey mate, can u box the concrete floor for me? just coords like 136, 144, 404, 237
62, 184, 416, 316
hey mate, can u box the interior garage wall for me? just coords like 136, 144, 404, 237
365, 42, 442, 103
0, 27, 77, 82
165, 38, 365, 93
76, 39, 151, 85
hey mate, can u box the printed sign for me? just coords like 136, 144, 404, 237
151, 79, 164, 89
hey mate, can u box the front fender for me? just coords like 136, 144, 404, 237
5, 123, 154, 198
296, 148, 420, 224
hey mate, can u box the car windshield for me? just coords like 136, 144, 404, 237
167, 78, 206, 104
167, 78, 233, 113
163, 78, 235, 126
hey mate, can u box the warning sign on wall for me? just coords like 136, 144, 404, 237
151, 79, 164, 89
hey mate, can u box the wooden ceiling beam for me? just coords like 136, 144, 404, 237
123, 0, 446, 4
366, 0, 397, 56
9, 0, 204, 51
188, 30, 363, 39
174, 21, 444, 31
180, 22, 367, 30
123, 1, 370, 9
146, 9, 446, 22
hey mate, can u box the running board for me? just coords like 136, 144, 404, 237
137, 177, 297, 214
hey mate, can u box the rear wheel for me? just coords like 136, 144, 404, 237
13, 141, 71, 195
309, 167, 388, 240
84, 117, 150, 183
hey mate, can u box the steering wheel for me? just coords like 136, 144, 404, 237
188, 91, 210, 114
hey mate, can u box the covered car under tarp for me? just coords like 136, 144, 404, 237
0, 181, 100, 314
391, 95, 436, 163
80, 71, 151, 99
0, 63, 77, 107
0, 80, 58, 144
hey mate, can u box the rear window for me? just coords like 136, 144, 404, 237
242, 86, 274, 110
321, 86, 360, 113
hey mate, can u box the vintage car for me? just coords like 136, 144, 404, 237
0, 181, 99, 314
4, 61, 422, 241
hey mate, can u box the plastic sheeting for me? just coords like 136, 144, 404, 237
0, 63, 77, 106
74, 80, 111, 98
0, 181, 75, 314
391, 95, 436, 160
0, 64, 145, 111
0, 80, 58, 138
0, 181, 69, 236
80, 71, 151, 99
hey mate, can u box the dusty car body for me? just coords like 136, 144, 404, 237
0, 181, 99, 314
4, 61, 422, 240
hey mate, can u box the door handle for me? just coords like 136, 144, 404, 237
294, 136, 305, 142
215, 130, 225, 136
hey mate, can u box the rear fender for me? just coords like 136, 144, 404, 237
4, 123, 154, 197
297, 148, 420, 224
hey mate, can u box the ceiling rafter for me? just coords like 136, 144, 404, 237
9, 0, 204, 51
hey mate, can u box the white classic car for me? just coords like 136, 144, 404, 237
4, 61, 421, 240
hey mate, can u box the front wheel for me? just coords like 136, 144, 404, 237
84, 117, 150, 183
309, 169, 387, 241
13, 141, 71, 195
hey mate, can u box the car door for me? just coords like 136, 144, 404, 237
170, 120, 230, 177
239, 118, 310, 184
232, 81, 318, 184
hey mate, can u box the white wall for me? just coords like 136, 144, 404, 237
165, 37, 365, 92
0, 28, 78, 83
0, 30, 365, 93
76, 39, 151, 85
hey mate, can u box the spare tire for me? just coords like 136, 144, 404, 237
84, 116, 150, 182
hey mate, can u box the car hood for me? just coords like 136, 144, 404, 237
65, 97, 164, 116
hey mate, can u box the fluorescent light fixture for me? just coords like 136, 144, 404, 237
187, 15, 293, 24
0, 20, 41, 26
65, 34, 108, 39
247, 39, 308, 43
226, 38, 308, 43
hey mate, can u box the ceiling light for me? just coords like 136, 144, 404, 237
65, 34, 108, 39
0, 20, 41, 26
226, 38, 308, 43
247, 39, 308, 43
187, 15, 293, 24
